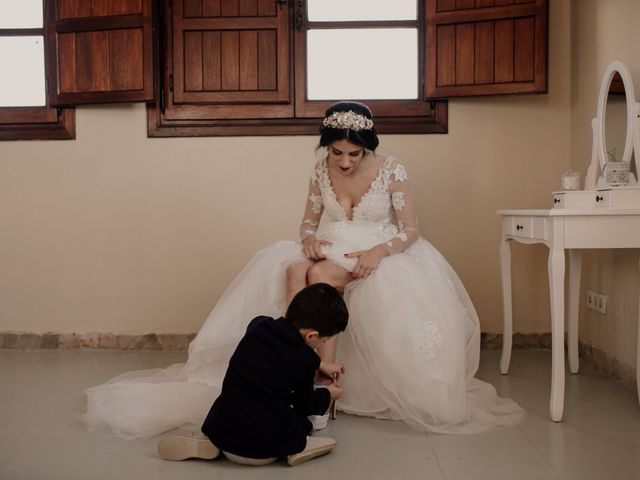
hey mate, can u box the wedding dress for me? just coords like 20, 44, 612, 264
85, 154, 523, 439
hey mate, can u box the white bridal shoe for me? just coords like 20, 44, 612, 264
157, 435, 220, 461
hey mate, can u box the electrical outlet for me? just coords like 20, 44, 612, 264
586, 290, 607, 314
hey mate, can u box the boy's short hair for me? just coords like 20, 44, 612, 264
285, 283, 348, 337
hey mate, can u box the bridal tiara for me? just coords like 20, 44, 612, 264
322, 110, 374, 131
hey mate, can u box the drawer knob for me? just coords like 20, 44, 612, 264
554, 198, 560, 204
596, 195, 604, 202
516, 224, 524, 231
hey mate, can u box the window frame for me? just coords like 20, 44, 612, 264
0, 7, 75, 141
294, 4, 432, 119
148, 0, 448, 137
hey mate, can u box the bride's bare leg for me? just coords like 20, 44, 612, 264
306, 260, 353, 294
285, 262, 312, 306
307, 260, 352, 420
317, 336, 338, 365
306, 261, 353, 364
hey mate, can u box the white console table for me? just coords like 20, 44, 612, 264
497, 207, 640, 421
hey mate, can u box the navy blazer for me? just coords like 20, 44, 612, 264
201, 316, 331, 459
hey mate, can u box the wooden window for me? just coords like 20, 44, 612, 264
0, 1, 74, 141
146, 0, 547, 137
149, 0, 447, 136
4, 1, 548, 139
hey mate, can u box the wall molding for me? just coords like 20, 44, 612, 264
578, 340, 637, 393
480, 332, 552, 350
0, 331, 196, 351
1, 331, 550, 351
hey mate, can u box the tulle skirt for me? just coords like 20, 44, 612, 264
85, 222, 523, 439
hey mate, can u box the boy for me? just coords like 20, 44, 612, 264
158, 283, 348, 466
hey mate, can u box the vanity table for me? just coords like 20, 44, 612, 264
497, 207, 640, 421
498, 61, 640, 421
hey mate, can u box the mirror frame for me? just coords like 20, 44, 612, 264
586, 61, 638, 189
596, 61, 635, 168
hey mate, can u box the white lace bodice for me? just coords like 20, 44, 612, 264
316, 155, 395, 223
300, 155, 420, 255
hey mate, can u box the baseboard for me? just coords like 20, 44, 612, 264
0, 331, 196, 351
3, 331, 548, 351
578, 340, 637, 393
0, 331, 636, 393
1, 331, 552, 351
480, 332, 551, 350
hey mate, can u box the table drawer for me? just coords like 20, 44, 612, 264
505, 216, 547, 241
552, 191, 596, 209
594, 191, 612, 207
552, 194, 566, 208
594, 188, 640, 207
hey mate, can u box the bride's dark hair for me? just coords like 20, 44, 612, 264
318, 101, 379, 152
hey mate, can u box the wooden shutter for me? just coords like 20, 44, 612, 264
45, 0, 154, 105
0, 107, 75, 140
426, 0, 547, 98
163, 0, 293, 120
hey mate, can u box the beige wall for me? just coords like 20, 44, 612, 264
0, 0, 571, 336
570, 0, 640, 367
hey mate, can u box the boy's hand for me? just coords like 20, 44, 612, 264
318, 361, 345, 383
326, 383, 344, 401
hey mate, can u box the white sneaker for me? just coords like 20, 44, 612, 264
310, 385, 331, 431
309, 413, 329, 431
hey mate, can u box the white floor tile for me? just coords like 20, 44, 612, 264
1, 349, 638, 480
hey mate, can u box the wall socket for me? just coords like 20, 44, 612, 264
586, 290, 607, 314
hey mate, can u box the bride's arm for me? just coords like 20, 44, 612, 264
298, 168, 328, 260
383, 160, 420, 254
299, 175, 323, 241
346, 160, 419, 279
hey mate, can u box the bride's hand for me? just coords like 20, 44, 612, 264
345, 245, 388, 279
302, 236, 332, 261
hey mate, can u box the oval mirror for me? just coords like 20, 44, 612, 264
604, 73, 628, 164
596, 61, 635, 170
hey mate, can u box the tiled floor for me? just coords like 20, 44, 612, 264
1, 349, 639, 480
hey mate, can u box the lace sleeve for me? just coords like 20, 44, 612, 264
383, 160, 419, 254
299, 167, 323, 241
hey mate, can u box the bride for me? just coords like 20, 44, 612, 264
85, 102, 523, 440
